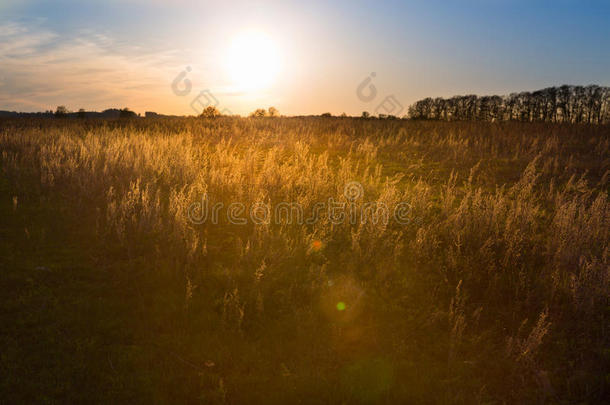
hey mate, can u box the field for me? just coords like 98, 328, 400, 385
1, 117, 608, 403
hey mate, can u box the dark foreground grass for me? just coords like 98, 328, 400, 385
1, 118, 609, 403
0, 176, 135, 402
0, 169, 413, 404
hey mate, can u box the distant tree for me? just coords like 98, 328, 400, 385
250, 108, 268, 118
405, 85, 610, 124
361, 111, 370, 119
268, 107, 279, 117
340, 112, 347, 117
55, 106, 69, 118
119, 108, 136, 119
77, 108, 86, 119
200, 106, 221, 118
321, 112, 332, 117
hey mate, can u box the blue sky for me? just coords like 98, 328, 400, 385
1, 0, 609, 115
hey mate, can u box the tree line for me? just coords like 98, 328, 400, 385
407, 85, 610, 124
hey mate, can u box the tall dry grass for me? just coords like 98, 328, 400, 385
1, 117, 608, 402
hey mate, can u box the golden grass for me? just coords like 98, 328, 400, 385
1, 117, 608, 403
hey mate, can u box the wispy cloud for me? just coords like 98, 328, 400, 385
0, 20, 187, 113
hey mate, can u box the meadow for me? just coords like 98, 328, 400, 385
1, 117, 608, 403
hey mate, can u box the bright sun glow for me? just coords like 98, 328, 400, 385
225, 31, 280, 92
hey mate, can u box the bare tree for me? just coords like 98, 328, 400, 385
267, 107, 279, 117
250, 108, 268, 118
55, 106, 69, 118
200, 106, 221, 118
407, 85, 610, 124
119, 108, 136, 119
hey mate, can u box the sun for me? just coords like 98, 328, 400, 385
225, 31, 280, 92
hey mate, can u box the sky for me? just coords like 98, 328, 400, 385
1, 0, 609, 116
